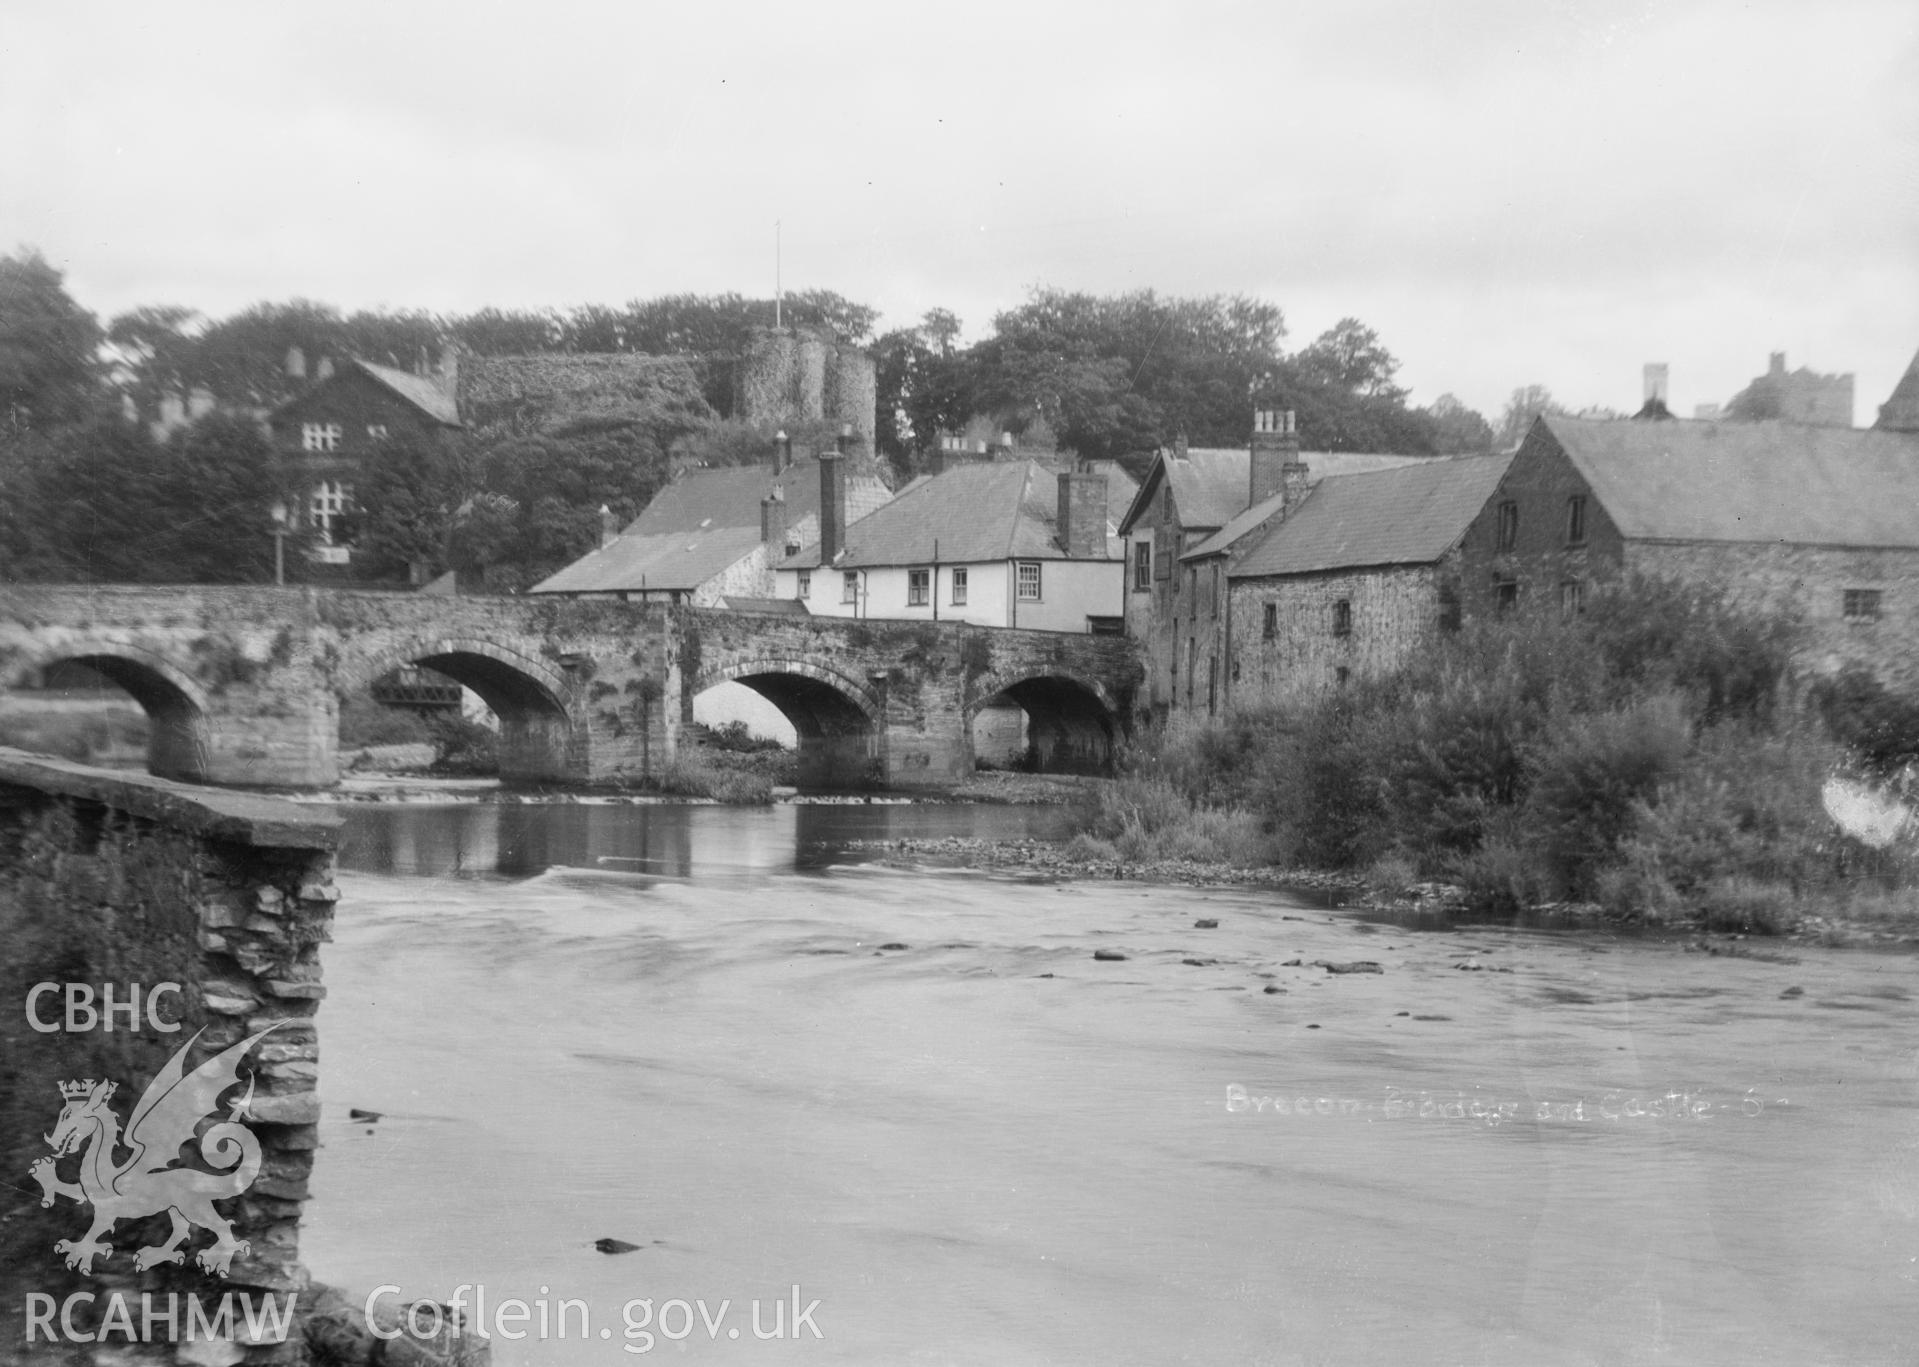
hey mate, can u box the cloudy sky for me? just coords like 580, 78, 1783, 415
7, 0, 1915, 422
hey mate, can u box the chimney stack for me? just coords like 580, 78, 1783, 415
1770, 351, 1787, 377
1057, 468, 1110, 559
1249, 408, 1303, 510
997, 431, 1014, 460
600, 505, 618, 550
1643, 363, 1670, 407
285, 346, 306, 381
760, 487, 786, 554
771, 429, 791, 475
818, 443, 847, 566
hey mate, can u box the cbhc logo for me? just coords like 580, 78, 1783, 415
26, 983, 183, 1033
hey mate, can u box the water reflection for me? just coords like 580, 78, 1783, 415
335, 800, 1085, 879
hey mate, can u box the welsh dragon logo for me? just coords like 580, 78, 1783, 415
28, 1024, 283, 1277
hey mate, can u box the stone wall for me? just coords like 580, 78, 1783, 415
1226, 564, 1440, 705
1627, 541, 1919, 691
0, 749, 338, 1362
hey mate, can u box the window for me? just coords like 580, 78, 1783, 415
1560, 580, 1584, 618
1211, 563, 1221, 618
842, 571, 859, 604
366, 424, 388, 440
796, 571, 811, 598
1332, 598, 1352, 637
1016, 562, 1042, 601
1494, 576, 1518, 613
1186, 637, 1196, 704
301, 422, 342, 453
951, 566, 968, 605
1844, 588, 1883, 622
310, 481, 349, 543
1206, 656, 1217, 716
1262, 602, 1278, 641
1438, 582, 1462, 633
1134, 541, 1152, 591
1496, 501, 1519, 553
908, 568, 930, 606
1566, 496, 1587, 546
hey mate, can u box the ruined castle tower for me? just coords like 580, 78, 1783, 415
739, 325, 876, 453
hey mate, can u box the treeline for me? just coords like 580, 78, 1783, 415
1083, 579, 1919, 932
0, 246, 1511, 587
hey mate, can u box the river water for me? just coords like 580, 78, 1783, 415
300, 802, 1919, 1366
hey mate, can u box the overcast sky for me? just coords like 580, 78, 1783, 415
7, 0, 1915, 423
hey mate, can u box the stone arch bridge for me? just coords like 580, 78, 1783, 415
0, 587, 1142, 790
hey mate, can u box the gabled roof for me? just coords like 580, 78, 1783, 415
626, 457, 891, 538
1875, 348, 1919, 432
271, 358, 463, 427
1119, 445, 1431, 536
780, 460, 1117, 570
1229, 453, 1515, 579
1183, 490, 1289, 561
529, 524, 765, 594
1539, 415, 1919, 548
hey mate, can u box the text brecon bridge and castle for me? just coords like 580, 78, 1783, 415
0, 586, 1141, 790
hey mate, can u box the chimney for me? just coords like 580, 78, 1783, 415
771, 429, 790, 475
436, 343, 460, 401
1249, 408, 1302, 509
1174, 432, 1189, 460
1057, 468, 1110, 559
1770, 351, 1787, 377
818, 443, 847, 566
599, 505, 618, 550
837, 423, 854, 457
997, 431, 1014, 460
285, 346, 306, 381
1635, 363, 1674, 420
760, 487, 786, 553
316, 356, 335, 381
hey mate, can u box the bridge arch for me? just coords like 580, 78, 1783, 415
3, 640, 213, 783
693, 656, 882, 790
338, 638, 578, 783
966, 669, 1122, 776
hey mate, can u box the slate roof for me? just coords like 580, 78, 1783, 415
530, 525, 765, 594
1228, 453, 1515, 579
1120, 446, 1429, 535
1875, 348, 1919, 431
1182, 490, 1289, 561
627, 457, 888, 537
780, 460, 1118, 570
1539, 416, 1919, 548
351, 360, 462, 426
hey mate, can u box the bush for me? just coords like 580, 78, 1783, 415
1447, 833, 1551, 916
338, 695, 434, 749
427, 715, 499, 775
648, 749, 774, 804
1088, 775, 1280, 867
1696, 877, 1800, 935
1810, 667, 1919, 776
1522, 695, 1690, 897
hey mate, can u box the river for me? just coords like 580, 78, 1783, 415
300, 802, 1919, 1365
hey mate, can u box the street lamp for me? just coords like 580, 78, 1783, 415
269, 500, 289, 586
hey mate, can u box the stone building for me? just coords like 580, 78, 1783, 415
266, 359, 464, 569
1484, 412, 1919, 689
1725, 350, 1855, 426
1117, 412, 1426, 721
1223, 453, 1514, 709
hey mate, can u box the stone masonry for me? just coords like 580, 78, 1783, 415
0, 587, 1141, 790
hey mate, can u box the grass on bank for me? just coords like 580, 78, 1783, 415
1089, 575, 1919, 934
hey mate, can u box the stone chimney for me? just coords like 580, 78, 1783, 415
818, 444, 847, 566
1057, 468, 1110, 559
997, 431, 1014, 460
600, 505, 618, 550
760, 487, 786, 553
772, 430, 792, 475
285, 346, 306, 381
316, 356, 335, 381
1249, 408, 1302, 509
1635, 363, 1674, 420
436, 343, 460, 401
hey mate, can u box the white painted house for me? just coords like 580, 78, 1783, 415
776, 458, 1124, 633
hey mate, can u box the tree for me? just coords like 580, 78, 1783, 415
874, 308, 976, 473
1292, 318, 1403, 398
0, 248, 104, 431
1421, 394, 1496, 455
351, 432, 472, 582
1273, 319, 1441, 454
1496, 384, 1569, 450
